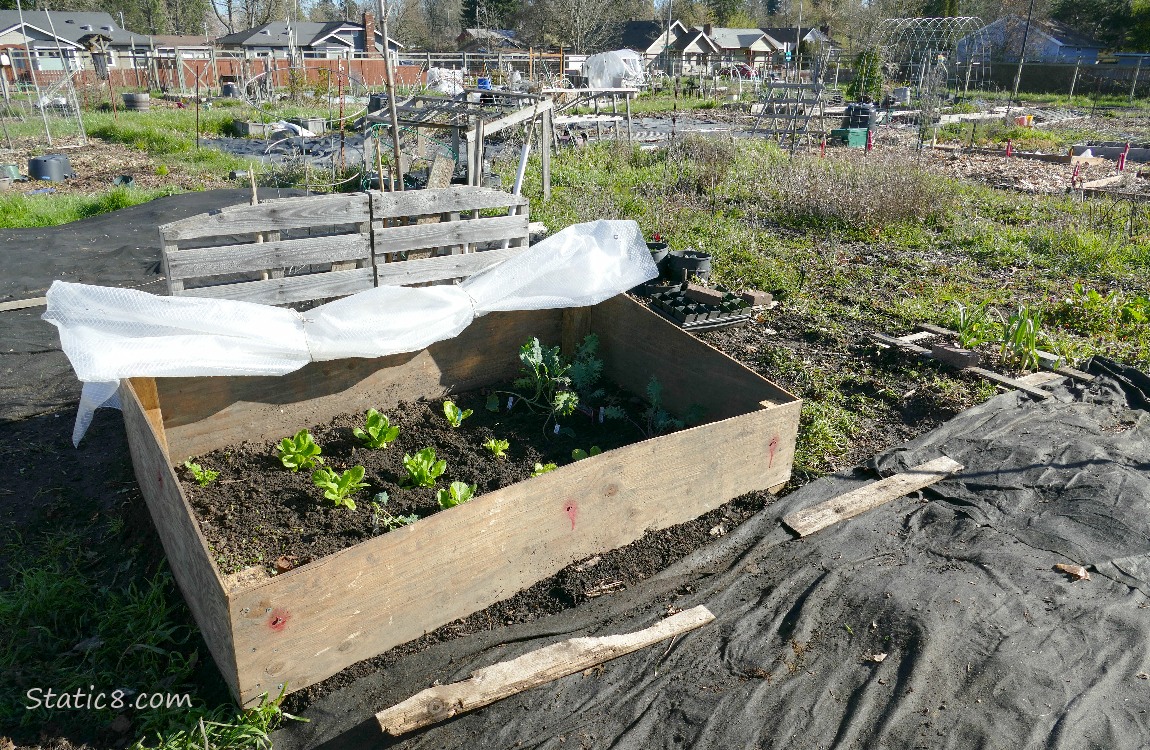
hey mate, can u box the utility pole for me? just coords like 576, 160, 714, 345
380, 0, 404, 190
1006, 0, 1035, 123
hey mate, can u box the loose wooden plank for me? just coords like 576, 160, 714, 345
0, 296, 47, 312
967, 367, 1051, 400
376, 606, 715, 735
898, 330, 936, 343
871, 332, 930, 355
1014, 371, 1064, 387
783, 456, 964, 537
372, 186, 527, 219
175, 267, 375, 305
118, 379, 240, 697
917, 324, 1093, 382
464, 98, 553, 142
374, 245, 526, 287
160, 193, 370, 241
372, 215, 528, 256
165, 234, 371, 280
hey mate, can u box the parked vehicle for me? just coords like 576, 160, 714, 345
717, 63, 759, 80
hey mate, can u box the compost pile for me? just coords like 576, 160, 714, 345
275, 360, 1150, 750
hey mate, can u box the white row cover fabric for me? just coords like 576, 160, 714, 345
42, 220, 657, 446
583, 49, 647, 89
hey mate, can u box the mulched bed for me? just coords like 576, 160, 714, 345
182, 383, 657, 575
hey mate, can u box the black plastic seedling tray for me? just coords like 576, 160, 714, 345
648, 284, 754, 331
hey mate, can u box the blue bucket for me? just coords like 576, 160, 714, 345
477, 77, 492, 90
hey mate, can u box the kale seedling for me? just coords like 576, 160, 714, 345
183, 460, 219, 486
437, 481, 477, 509
483, 438, 510, 457
278, 429, 323, 472
532, 462, 557, 476
311, 465, 368, 510
443, 400, 473, 428
571, 446, 601, 461
353, 409, 400, 449
369, 491, 419, 534
402, 447, 447, 488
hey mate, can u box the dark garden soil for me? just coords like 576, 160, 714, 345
183, 382, 659, 576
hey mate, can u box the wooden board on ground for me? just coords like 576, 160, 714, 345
0, 296, 47, 312
783, 456, 963, 537
376, 606, 715, 735
124, 295, 802, 704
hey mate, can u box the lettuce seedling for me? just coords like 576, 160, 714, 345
402, 447, 447, 488
311, 465, 368, 510
437, 481, 477, 509
278, 429, 323, 472
183, 460, 219, 486
353, 409, 399, 449
369, 492, 419, 534
483, 438, 510, 457
443, 400, 473, 428
532, 462, 557, 476
571, 446, 601, 461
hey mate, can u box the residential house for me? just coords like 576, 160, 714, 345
456, 28, 521, 51
616, 19, 700, 72
759, 26, 836, 56
707, 26, 783, 66
956, 17, 1105, 63
216, 13, 401, 61
0, 11, 149, 75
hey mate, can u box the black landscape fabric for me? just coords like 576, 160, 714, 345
0, 188, 304, 422
277, 362, 1150, 750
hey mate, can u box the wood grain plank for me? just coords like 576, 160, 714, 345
371, 186, 527, 219
967, 367, 1051, 399
118, 379, 240, 698
783, 456, 963, 537
374, 245, 526, 287
0, 296, 47, 311
372, 215, 528, 255
376, 606, 715, 735
165, 235, 371, 280
176, 267, 375, 305
158, 308, 562, 461
160, 193, 370, 241
226, 396, 797, 703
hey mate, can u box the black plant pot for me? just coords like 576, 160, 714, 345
647, 241, 670, 267
666, 249, 712, 282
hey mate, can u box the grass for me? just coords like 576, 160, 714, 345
0, 186, 180, 227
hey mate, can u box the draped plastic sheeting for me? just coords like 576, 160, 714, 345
42, 220, 657, 445
583, 50, 647, 89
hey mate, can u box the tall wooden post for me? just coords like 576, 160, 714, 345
379, 0, 404, 190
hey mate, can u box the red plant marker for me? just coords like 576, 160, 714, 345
267, 608, 290, 632
564, 500, 578, 531
820, 136, 826, 157
1118, 142, 1130, 172
865, 129, 874, 153
1005, 139, 1013, 158
768, 436, 779, 468
1071, 162, 1082, 188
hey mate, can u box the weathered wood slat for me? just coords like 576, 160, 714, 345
376, 606, 715, 735
968, 367, 1051, 399
0, 296, 47, 312
175, 267, 375, 306
373, 214, 529, 255
374, 245, 526, 287
165, 234, 371, 280
783, 456, 964, 537
371, 187, 527, 219
160, 193, 371, 241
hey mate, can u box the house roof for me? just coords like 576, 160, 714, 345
759, 27, 832, 47
672, 30, 721, 54
1032, 18, 1104, 48
149, 35, 211, 47
0, 11, 150, 47
458, 28, 520, 48
707, 27, 770, 51
217, 21, 400, 50
617, 19, 688, 52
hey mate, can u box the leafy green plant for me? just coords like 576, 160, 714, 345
311, 466, 368, 510
512, 337, 579, 420
571, 446, 601, 461
369, 492, 418, 534
352, 409, 399, 449
949, 301, 1001, 349
443, 400, 473, 428
183, 460, 219, 487
532, 462, 557, 476
1001, 305, 1050, 371
437, 481, 477, 509
402, 447, 447, 488
277, 429, 323, 472
643, 376, 685, 437
483, 438, 510, 457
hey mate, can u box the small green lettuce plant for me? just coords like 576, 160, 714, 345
312, 465, 368, 510
532, 462, 557, 476
437, 481, 477, 509
353, 409, 399, 449
278, 429, 323, 472
402, 447, 447, 488
443, 400, 473, 428
483, 438, 510, 457
183, 460, 219, 486
571, 446, 601, 461
369, 491, 419, 533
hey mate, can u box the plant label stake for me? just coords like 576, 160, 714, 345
1005, 139, 1013, 158
1070, 162, 1081, 189
1118, 142, 1130, 172
820, 136, 826, 157
865, 129, 873, 154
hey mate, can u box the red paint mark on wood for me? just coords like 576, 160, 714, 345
267, 608, 290, 632
156, 469, 164, 487
768, 436, 779, 468
564, 501, 578, 531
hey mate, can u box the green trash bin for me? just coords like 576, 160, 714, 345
830, 128, 868, 148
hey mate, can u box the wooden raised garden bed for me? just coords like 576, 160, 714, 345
121, 295, 801, 706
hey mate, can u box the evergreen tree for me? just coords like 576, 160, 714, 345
846, 47, 883, 101
460, 0, 519, 29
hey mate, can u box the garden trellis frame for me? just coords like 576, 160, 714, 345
877, 17, 991, 101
